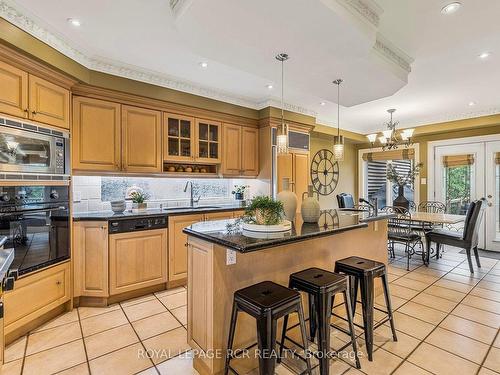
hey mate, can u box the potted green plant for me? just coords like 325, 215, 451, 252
231, 185, 247, 200
245, 196, 284, 225
130, 191, 150, 212
386, 162, 423, 209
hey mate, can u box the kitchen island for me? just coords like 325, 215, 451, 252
183, 210, 393, 375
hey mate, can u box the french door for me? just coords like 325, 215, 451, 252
433, 140, 500, 251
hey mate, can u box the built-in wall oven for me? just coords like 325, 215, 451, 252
0, 185, 70, 276
0, 116, 69, 180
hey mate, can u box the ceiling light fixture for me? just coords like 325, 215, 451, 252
332, 79, 344, 161
266, 84, 274, 90
275, 53, 289, 155
320, 101, 326, 106
199, 62, 208, 68
468, 101, 476, 106
441, 2, 461, 14
366, 109, 414, 150
478, 52, 491, 59
67, 18, 81, 27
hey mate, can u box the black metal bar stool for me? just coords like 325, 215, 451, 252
224, 281, 312, 375
279, 267, 360, 375
334, 256, 397, 361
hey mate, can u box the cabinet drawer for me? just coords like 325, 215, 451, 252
4, 262, 70, 333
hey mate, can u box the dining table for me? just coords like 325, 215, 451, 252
409, 211, 466, 225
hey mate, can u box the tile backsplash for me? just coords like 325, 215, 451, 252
72, 176, 269, 212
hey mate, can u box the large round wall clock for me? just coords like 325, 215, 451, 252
310, 149, 340, 196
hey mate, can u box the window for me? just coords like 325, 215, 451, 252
443, 165, 472, 214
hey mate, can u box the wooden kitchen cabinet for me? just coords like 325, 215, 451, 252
195, 118, 221, 163
204, 211, 234, 221
73, 221, 109, 298
233, 210, 246, 218
278, 151, 309, 211
122, 105, 162, 173
168, 214, 204, 282
164, 113, 195, 162
0, 60, 28, 119
28, 75, 70, 129
222, 124, 259, 177
4, 262, 70, 335
72, 96, 121, 172
109, 228, 167, 295
0, 61, 70, 129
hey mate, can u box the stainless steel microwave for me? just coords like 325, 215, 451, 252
0, 117, 69, 177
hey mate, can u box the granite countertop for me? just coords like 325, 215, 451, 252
0, 236, 15, 281
72, 202, 247, 221
183, 209, 395, 253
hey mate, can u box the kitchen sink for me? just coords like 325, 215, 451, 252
164, 206, 221, 211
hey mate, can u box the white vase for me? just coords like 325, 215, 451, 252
277, 178, 297, 221
301, 185, 320, 223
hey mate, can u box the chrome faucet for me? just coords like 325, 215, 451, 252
184, 181, 201, 207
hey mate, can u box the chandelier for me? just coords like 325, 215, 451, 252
366, 109, 414, 150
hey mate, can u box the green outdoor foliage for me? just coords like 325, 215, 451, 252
445, 165, 471, 213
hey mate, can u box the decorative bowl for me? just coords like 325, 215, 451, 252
110, 200, 126, 213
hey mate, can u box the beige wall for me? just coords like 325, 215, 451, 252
310, 133, 357, 209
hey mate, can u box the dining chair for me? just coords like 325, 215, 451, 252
381, 206, 424, 270
425, 199, 487, 273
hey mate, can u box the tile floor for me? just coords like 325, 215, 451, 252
1, 246, 500, 375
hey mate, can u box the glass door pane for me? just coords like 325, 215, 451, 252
389, 159, 415, 206
365, 160, 387, 208
485, 141, 500, 251
443, 165, 472, 214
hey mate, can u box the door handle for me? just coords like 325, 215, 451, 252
487, 194, 493, 199
488, 202, 493, 207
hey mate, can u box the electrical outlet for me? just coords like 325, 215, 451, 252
421, 178, 427, 185
226, 249, 236, 265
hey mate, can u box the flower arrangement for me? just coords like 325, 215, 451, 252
231, 185, 248, 200
129, 191, 149, 203
386, 162, 423, 186
244, 196, 284, 225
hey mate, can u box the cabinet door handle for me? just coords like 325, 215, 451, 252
56, 281, 61, 285
31, 110, 37, 115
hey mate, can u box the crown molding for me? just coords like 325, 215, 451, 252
373, 34, 413, 74
257, 99, 318, 118
169, 0, 194, 19
337, 0, 382, 27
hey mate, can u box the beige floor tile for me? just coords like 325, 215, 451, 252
398, 302, 447, 325
484, 274, 500, 283
434, 278, 475, 293
32, 309, 79, 332
375, 294, 408, 310
84, 324, 139, 360
412, 267, 448, 277
470, 287, 500, 302
489, 268, 500, 276
56, 362, 90, 374
78, 303, 120, 320
478, 366, 500, 375
26, 321, 82, 355
425, 327, 490, 364
123, 298, 167, 322
483, 347, 500, 373
23, 339, 86, 375
89, 343, 152, 375
427, 262, 455, 272
478, 280, 500, 292
156, 351, 198, 375
159, 290, 187, 310
444, 272, 481, 286
495, 334, 500, 348
412, 292, 457, 313
439, 314, 497, 344
421, 285, 466, 302
450, 266, 488, 278
387, 266, 408, 276
388, 284, 420, 300
392, 312, 435, 340
0, 359, 22, 375
392, 277, 430, 291
356, 348, 402, 375
155, 286, 186, 298
171, 306, 188, 326
381, 329, 420, 358
120, 293, 156, 307
404, 271, 440, 284
133, 311, 182, 340
393, 362, 433, 374
4, 335, 26, 363
452, 304, 500, 328
409, 342, 479, 375
142, 327, 191, 364
136, 366, 160, 375
387, 273, 400, 282
462, 294, 500, 313
80, 308, 129, 337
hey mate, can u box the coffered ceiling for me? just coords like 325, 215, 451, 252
2, 0, 499, 133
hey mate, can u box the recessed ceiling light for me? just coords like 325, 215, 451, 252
199, 62, 208, 68
441, 2, 461, 14
67, 18, 81, 27
320, 101, 326, 106
478, 52, 491, 59
266, 84, 273, 89
468, 101, 476, 106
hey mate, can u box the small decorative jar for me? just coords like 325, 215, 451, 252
277, 178, 297, 221
301, 185, 320, 223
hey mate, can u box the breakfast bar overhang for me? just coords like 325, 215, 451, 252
183, 210, 394, 375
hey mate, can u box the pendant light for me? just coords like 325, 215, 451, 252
332, 79, 344, 161
275, 53, 289, 155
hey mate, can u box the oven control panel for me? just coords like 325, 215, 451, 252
108, 216, 167, 234
55, 138, 65, 174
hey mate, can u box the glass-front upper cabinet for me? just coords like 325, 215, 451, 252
164, 113, 195, 162
195, 119, 221, 163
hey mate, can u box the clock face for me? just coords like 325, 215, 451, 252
318, 209, 340, 229
310, 149, 340, 196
